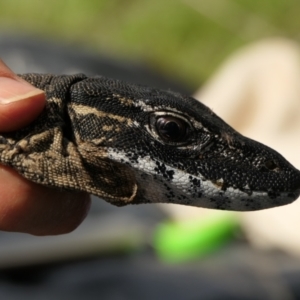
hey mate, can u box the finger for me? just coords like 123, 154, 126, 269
0, 165, 91, 235
0, 60, 45, 132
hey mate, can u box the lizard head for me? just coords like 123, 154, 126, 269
69, 77, 300, 211
15, 74, 299, 211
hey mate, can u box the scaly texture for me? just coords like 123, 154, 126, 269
0, 73, 299, 211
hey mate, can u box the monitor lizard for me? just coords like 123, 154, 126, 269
0, 73, 299, 211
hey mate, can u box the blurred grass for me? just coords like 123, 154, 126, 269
0, 0, 299, 88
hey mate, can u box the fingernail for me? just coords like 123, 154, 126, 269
0, 77, 44, 104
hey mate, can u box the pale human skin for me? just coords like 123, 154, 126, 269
0, 60, 91, 235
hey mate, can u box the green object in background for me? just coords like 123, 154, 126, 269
153, 212, 239, 263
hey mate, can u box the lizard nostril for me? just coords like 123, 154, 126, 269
264, 159, 278, 171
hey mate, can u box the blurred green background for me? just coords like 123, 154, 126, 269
0, 0, 299, 89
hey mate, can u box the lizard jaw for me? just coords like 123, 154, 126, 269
107, 148, 299, 211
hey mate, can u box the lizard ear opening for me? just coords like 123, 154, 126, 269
78, 149, 138, 205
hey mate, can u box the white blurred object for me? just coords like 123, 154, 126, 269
196, 38, 300, 256
165, 38, 300, 257
196, 38, 300, 165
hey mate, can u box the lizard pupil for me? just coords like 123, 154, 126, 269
156, 116, 187, 142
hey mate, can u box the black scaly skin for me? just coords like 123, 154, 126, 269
0, 73, 299, 211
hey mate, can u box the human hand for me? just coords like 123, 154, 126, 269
0, 60, 91, 235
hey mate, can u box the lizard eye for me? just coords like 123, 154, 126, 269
149, 113, 191, 144
263, 159, 279, 171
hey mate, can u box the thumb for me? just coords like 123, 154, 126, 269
0, 60, 45, 132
